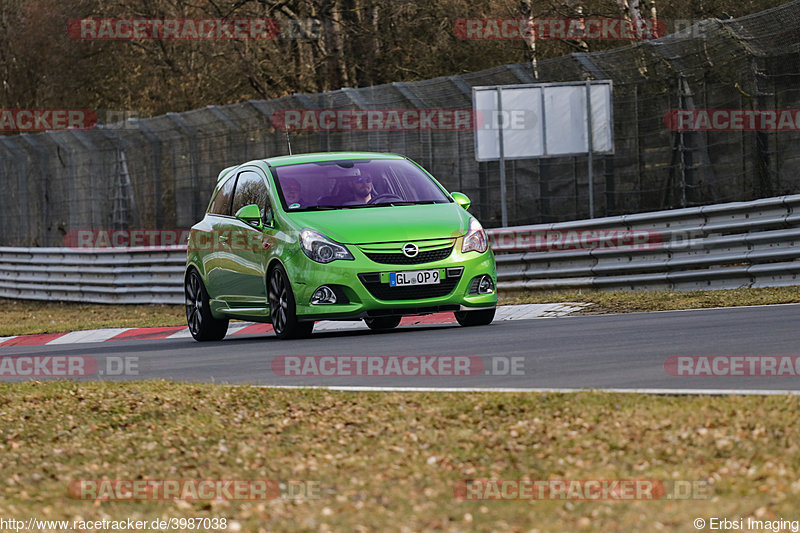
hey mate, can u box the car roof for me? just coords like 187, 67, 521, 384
264, 151, 405, 167
215, 152, 408, 182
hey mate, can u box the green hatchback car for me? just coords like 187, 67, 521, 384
185, 152, 497, 340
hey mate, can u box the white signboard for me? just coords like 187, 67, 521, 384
473, 81, 614, 161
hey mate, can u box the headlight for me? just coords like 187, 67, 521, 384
300, 229, 354, 263
462, 217, 488, 253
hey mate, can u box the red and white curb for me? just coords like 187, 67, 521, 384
0, 303, 589, 347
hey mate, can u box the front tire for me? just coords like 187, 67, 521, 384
268, 264, 314, 339
455, 308, 495, 327
364, 316, 402, 331
185, 269, 229, 341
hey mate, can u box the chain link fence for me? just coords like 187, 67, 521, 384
2, 2, 800, 246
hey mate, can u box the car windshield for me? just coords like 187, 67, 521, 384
272, 158, 451, 211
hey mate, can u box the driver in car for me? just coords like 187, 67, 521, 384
343, 175, 372, 204
282, 178, 303, 208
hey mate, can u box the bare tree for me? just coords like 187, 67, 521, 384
519, 0, 539, 79
2, 0, 791, 118
616, 0, 658, 38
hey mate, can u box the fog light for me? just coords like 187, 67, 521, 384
311, 285, 337, 304
477, 275, 494, 294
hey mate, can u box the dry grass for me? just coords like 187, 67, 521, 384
499, 286, 800, 314
0, 298, 184, 336
1, 381, 798, 532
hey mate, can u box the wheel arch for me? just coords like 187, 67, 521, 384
266, 257, 287, 281
185, 258, 206, 283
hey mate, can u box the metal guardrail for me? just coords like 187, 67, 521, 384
487, 194, 800, 292
2, 194, 800, 304
0, 247, 187, 304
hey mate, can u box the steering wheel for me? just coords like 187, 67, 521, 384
368, 193, 403, 204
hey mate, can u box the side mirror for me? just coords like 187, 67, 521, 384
451, 192, 471, 210
235, 204, 263, 229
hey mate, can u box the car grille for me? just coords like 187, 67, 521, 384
358, 268, 463, 301
364, 246, 453, 265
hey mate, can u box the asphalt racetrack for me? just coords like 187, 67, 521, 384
1, 304, 798, 393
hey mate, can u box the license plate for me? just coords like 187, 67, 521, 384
390, 269, 441, 287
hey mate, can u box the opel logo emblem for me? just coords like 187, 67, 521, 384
402, 243, 419, 257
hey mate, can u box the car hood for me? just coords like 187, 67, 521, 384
284, 203, 471, 244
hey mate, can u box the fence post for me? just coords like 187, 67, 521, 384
135, 121, 163, 229
167, 113, 201, 224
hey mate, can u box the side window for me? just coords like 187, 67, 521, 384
231, 171, 272, 225
209, 174, 236, 215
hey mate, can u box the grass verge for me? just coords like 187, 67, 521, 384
1, 286, 799, 337
0, 381, 797, 532
500, 286, 800, 314
0, 298, 185, 337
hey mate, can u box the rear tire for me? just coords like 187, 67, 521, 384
268, 264, 314, 339
364, 316, 402, 331
454, 308, 495, 327
185, 269, 229, 341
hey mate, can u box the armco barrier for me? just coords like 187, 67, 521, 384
2, 194, 800, 304
0, 247, 187, 304
488, 194, 800, 292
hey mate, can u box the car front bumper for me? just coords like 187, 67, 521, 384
287, 245, 498, 321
